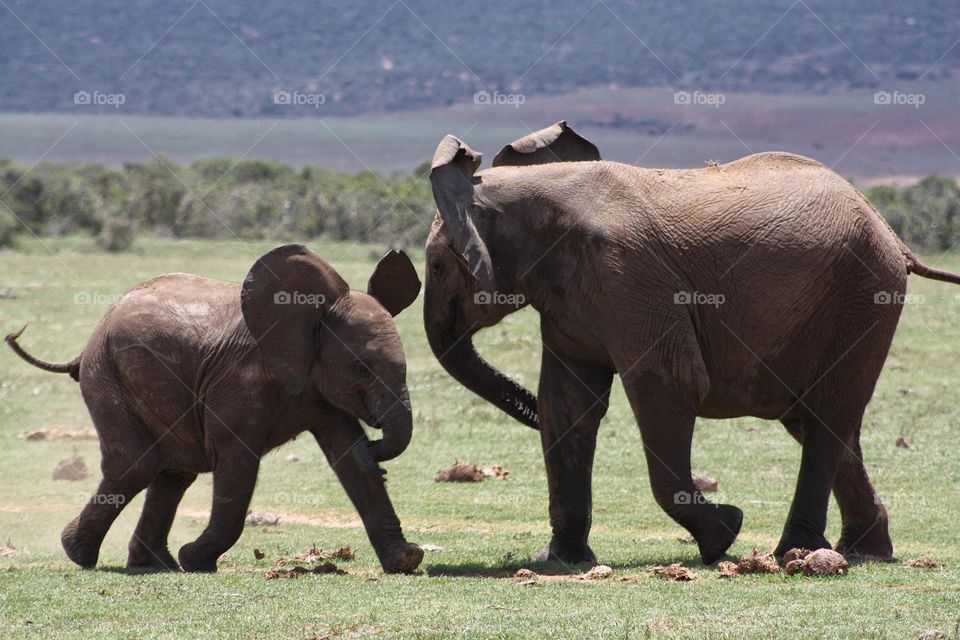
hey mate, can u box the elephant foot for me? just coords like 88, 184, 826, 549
61, 517, 99, 569
694, 504, 743, 564
178, 542, 219, 573
774, 524, 831, 559
128, 542, 179, 571
836, 520, 893, 561
379, 542, 423, 574
533, 539, 597, 567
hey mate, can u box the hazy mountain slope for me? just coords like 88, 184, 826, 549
1, 0, 957, 116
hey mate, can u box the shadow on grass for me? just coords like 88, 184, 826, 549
96, 565, 181, 576
425, 553, 728, 579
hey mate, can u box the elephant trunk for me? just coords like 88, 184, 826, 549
368, 386, 414, 463
426, 320, 539, 429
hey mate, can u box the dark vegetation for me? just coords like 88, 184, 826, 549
2, 1, 957, 117
1, 157, 959, 254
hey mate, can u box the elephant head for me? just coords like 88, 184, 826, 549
242, 244, 421, 467
423, 122, 600, 429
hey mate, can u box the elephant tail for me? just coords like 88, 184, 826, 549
906, 255, 960, 286
5, 325, 81, 381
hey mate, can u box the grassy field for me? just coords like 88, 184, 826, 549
0, 237, 958, 639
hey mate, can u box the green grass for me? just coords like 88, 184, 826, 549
1, 237, 959, 639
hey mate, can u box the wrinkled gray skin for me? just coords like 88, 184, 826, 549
424, 121, 960, 565
6, 245, 424, 573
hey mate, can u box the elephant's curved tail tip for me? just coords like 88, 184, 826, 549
5, 325, 81, 381
906, 256, 960, 286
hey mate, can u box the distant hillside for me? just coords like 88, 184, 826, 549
1, 0, 958, 117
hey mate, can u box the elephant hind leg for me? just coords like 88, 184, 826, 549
63, 404, 159, 569
624, 373, 742, 564
128, 470, 197, 570
833, 440, 892, 559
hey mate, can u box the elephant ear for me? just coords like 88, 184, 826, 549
367, 249, 421, 316
241, 244, 349, 395
429, 135, 496, 293
492, 121, 600, 167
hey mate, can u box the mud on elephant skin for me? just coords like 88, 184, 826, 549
423, 120, 960, 564
6, 244, 424, 574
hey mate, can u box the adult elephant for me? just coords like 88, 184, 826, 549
423, 121, 960, 564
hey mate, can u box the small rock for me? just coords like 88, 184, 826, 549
904, 556, 942, 569
52, 456, 87, 481
514, 568, 538, 583
801, 549, 848, 576
717, 561, 738, 578
285, 454, 300, 462
481, 464, 509, 480
582, 565, 614, 580
650, 562, 697, 581
245, 511, 279, 527
737, 550, 780, 574
692, 472, 718, 492
253, 548, 265, 560
420, 543, 444, 552
897, 388, 918, 396
895, 436, 913, 450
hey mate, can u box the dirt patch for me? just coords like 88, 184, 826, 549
798, 549, 849, 576
481, 464, 509, 480
26, 427, 97, 441
52, 455, 87, 481
896, 436, 914, 450
0, 541, 15, 557
737, 550, 780, 574
245, 511, 279, 526
692, 472, 718, 492
279, 546, 355, 564
649, 563, 697, 581
904, 557, 943, 569
435, 460, 484, 483
265, 563, 345, 579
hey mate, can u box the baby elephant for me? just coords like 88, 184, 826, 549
6, 244, 424, 573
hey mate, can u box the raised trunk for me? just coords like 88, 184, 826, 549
426, 322, 539, 429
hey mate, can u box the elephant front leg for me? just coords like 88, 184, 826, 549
624, 373, 743, 564
178, 445, 260, 573
533, 345, 614, 566
311, 414, 422, 574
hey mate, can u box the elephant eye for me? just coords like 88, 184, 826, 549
352, 359, 375, 382
430, 256, 442, 274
